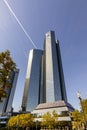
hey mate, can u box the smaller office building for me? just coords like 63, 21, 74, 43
32, 100, 74, 120
32, 101, 74, 129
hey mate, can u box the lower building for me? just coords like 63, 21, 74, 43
32, 100, 74, 118
32, 101, 74, 130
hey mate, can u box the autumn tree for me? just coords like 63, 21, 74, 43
80, 99, 87, 129
7, 113, 34, 129
71, 98, 87, 130
81, 99, 87, 121
0, 50, 16, 101
41, 111, 58, 129
72, 109, 83, 130
7, 116, 17, 128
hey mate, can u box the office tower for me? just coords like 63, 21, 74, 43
22, 31, 67, 112
22, 49, 43, 112
0, 69, 19, 114
43, 31, 67, 102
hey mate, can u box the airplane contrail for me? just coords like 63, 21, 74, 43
3, 0, 37, 49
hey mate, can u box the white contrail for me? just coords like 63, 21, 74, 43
3, 0, 37, 49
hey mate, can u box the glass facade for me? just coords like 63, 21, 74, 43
6, 69, 19, 112
22, 49, 43, 112
56, 40, 67, 102
44, 31, 67, 102
22, 31, 67, 112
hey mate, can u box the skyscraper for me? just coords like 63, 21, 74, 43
22, 49, 43, 112
43, 31, 67, 102
22, 31, 67, 112
0, 69, 19, 114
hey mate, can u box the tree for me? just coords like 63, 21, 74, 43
81, 99, 87, 121
19, 114, 34, 128
41, 111, 58, 129
72, 110, 83, 130
7, 113, 34, 129
71, 99, 87, 130
80, 99, 87, 129
7, 116, 17, 128
0, 50, 16, 101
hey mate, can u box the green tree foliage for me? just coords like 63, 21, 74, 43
7, 113, 34, 129
41, 111, 58, 129
72, 110, 82, 122
72, 109, 83, 130
52, 110, 59, 118
81, 99, 87, 121
0, 50, 16, 101
71, 99, 87, 130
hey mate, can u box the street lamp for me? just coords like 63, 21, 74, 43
36, 120, 38, 130
17, 107, 22, 130
77, 91, 87, 130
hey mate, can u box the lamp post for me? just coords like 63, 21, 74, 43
17, 115, 20, 130
36, 120, 38, 130
77, 91, 87, 130
17, 107, 22, 130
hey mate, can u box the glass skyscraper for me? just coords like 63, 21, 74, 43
0, 69, 19, 114
43, 31, 67, 102
22, 49, 43, 112
22, 31, 67, 112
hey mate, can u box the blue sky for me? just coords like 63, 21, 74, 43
0, 0, 87, 111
